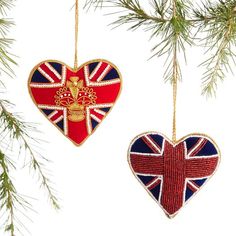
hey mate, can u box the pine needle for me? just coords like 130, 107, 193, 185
84, 0, 105, 9
0, 1, 60, 235
87, 0, 236, 96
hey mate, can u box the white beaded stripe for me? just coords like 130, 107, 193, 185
38, 67, 54, 83
186, 154, 218, 159
130, 152, 162, 157
182, 176, 211, 205
183, 141, 217, 159
48, 110, 58, 119
90, 114, 102, 123
45, 62, 62, 80
188, 138, 204, 157
89, 78, 120, 87
84, 66, 90, 86
30, 78, 120, 88
86, 107, 92, 134
30, 83, 63, 88
61, 65, 67, 85
187, 180, 199, 191
53, 115, 63, 124
88, 103, 113, 109
94, 108, 106, 116
38, 105, 64, 110
40, 106, 68, 135
144, 135, 161, 153
135, 173, 160, 177
89, 62, 102, 80
63, 109, 68, 135
96, 64, 112, 82
146, 177, 161, 188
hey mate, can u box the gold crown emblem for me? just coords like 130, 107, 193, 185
55, 77, 97, 122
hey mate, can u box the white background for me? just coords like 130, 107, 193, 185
2, 0, 236, 235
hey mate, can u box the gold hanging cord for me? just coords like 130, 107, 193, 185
172, 0, 178, 143
172, 59, 177, 143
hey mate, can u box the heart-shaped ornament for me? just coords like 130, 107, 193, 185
128, 132, 220, 218
28, 59, 122, 146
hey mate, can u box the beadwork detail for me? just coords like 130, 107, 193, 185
28, 59, 122, 146
128, 132, 220, 218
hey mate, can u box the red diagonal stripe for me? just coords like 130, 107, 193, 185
147, 178, 162, 191
89, 62, 109, 82
147, 135, 162, 152
49, 110, 63, 123
142, 136, 161, 154
39, 63, 62, 83
188, 138, 208, 157
186, 181, 198, 193
145, 176, 159, 187
90, 110, 104, 121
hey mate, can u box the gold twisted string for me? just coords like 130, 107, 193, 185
172, 65, 177, 143
74, 0, 79, 70
172, 0, 177, 143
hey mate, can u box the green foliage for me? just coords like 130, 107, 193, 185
194, 0, 236, 96
87, 0, 236, 96
0, 0, 15, 77
0, 0, 59, 235
84, 0, 104, 9
0, 151, 31, 235
0, 0, 14, 14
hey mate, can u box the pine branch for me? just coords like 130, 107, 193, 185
23, 139, 60, 210
107, 0, 193, 83
0, 0, 14, 14
0, 1, 60, 234
0, 151, 31, 236
0, 0, 16, 77
201, 25, 234, 96
194, 0, 236, 96
88, 0, 236, 96
110, 0, 167, 31
0, 18, 13, 36
0, 101, 60, 210
0, 152, 16, 236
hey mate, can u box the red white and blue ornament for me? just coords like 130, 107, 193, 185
28, 60, 121, 146
128, 132, 220, 218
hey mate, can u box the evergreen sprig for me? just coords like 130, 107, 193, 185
87, 0, 236, 96
194, 0, 236, 96
0, 151, 31, 235
0, 101, 60, 209
0, 0, 59, 235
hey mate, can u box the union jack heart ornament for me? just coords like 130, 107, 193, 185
28, 59, 122, 146
128, 132, 220, 218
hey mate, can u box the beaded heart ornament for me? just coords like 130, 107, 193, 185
128, 132, 220, 218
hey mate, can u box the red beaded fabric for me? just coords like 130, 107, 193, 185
128, 132, 220, 218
